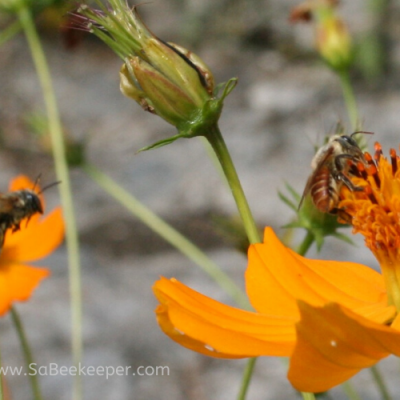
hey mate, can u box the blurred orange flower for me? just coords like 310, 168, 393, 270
154, 142, 400, 397
0, 175, 64, 316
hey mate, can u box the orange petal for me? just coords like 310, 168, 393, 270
153, 277, 296, 357
156, 304, 246, 359
0, 263, 49, 316
288, 301, 400, 392
9, 175, 35, 191
1, 207, 64, 262
246, 227, 388, 319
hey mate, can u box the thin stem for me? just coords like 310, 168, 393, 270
342, 380, 362, 400
205, 125, 261, 245
338, 71, 359, 131
0, 20, 21, 46
17, 6, 83, 400
301, 392, 316, 400
83, 163, 250, 309
205, 125, 261, 400
297, 231, 315, 256
236, 358, 257, 400
0, 343, 3, 400
370, 365, 392, 400
10, 307, 43, 400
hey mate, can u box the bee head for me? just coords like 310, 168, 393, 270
18, 190, 43, 215
334, 135, 359, 152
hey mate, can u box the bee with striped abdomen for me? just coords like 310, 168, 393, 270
299, 132, 370, 214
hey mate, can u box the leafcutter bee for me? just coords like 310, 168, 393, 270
299, 132, 371, 214
0, 179, 60, 247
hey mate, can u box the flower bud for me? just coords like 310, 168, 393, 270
126, 57, 200, 127
142, 38, 212, 108
290, 0, 353, 72
119, 63, 155, 114
76, 2, 217, 130
315, 10, 352, 71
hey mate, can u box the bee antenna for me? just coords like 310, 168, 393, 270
351, 130, 374, 137
32, 174, 42, 192
39, 181, 61, 194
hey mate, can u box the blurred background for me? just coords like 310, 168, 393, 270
1, 0, 400, 398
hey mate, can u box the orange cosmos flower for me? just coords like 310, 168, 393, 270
153, 142, 400, 393
0, 175, 64, 316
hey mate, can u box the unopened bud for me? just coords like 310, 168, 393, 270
290, 0, 353, 72
315, 11, 352, 71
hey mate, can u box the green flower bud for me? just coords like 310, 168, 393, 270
76, 1, 219, 131
143, 38, 212, 108
290, 0, 353, 72
315, 8, 353, 71
119, 63, 155, 114
129, 57, 199, 127
163, 42, 215, 95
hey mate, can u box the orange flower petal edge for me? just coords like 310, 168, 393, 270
246, 228, 390, 321
153, 277, 296, 357
288, 301, 400, 392
9, 175, 37, 192
0, 263, 49, 316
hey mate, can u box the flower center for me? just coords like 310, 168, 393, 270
339, 142, 400, 310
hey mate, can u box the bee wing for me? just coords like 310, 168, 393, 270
298, 146, 334, 210
0, 194, 19, 214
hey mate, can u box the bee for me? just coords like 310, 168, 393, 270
0, 179, 60, 247
299, 132, 371, 214
0, 189, 43, 233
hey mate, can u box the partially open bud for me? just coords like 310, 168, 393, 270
121, 57, 201, 127
75, 2, 218, 132
290, 0, 353, 72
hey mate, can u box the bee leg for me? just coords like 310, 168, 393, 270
12, 223, 21, 233
334, 153, 353, 170
337, 172, 364, 192
330, 207, 352, 224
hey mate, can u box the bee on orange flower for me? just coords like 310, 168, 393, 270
299, 132, 371, 214
0, 179, 60, 247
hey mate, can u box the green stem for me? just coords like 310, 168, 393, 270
370, 365, 392, 400
338, 71, 359, 131
205, 125, 261, 400
236, 358, 257, 400
301, 393, 316, 400
10, 307, 43, 400
205, 125, 260, 245
0, 344, 3, 400
342, 380, 362, 400
83, 163, 250, 309
0, 20, 21, 46
297, 231, 315, 256
17, 6, 83, 400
